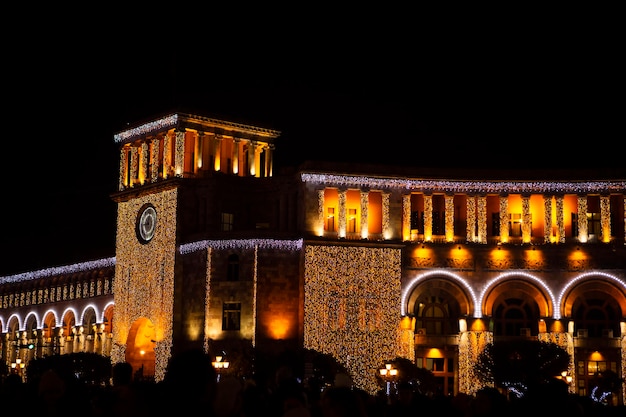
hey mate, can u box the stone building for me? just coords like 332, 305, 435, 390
1, 112, 625, 404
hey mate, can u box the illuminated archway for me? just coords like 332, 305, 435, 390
125, 317, 156, 380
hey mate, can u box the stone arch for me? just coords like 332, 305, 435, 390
82, 307, 98, 352
125, 317, 156, 380
405, 275, 472, 335
482, 276, 551, 336
482, 275, 552, 319
561, 274, 626, 321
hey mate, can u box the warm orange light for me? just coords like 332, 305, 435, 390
268, 317, 290, 339
426, 348, 444, 358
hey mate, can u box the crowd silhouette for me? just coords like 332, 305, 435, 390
1, 349, 624, 416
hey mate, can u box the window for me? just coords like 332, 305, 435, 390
326, 208, 335, 232
347, 208, 357, 233
227, 254, 239, 281
222, 302, 241, 331
221, 213, 234, 231
509, 213, 522, 237
587, 212, 601, 237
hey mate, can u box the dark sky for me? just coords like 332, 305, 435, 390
2, 11, 624, 276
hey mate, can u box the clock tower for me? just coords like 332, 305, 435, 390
110, 113, 280, 380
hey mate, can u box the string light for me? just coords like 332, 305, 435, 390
301, 173, 626, 195
303, 244, 402, 395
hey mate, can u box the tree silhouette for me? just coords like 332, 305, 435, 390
474, 340, 570, 395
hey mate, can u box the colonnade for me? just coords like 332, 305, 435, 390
315, 185, 625, 244
119, 128, 274, 190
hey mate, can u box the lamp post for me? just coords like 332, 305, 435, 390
379, 363, 398, 404
212, 355, 230, 382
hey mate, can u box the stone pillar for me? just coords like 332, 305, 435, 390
577, 195, 588, 243
382, 192, 390, 240
163, 132, 172, 178
556, 195, 565, 243
130, 145, 139, 187
402, 194, 411, 241
600, 195, 611, 243
338, 189, 347, 238
151, 137, 160, 183
522, 195, 532, 243
246, 140, 254, 176
253, 142, 264, 178
445, 194, 455, 242
318, 189, 325, 237
477, 195, 487, 244
466, 195, 476, 242
140, 141, 149, 184
174, 129, 185, 177
423, 194, 433, 242
119, 147, 128, 191
360, 190, 369, 239
499, 195, 509, 243
232, 138, 240, 175
194, 132, 201, 175
213, 134, 223, 172
265, 144, 274, 177
544, 195, 553, 243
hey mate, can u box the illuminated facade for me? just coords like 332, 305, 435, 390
1, 113, 625, 405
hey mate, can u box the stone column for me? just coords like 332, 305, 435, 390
265, 144, 274, 177
151, 137, 160, 183
338, 189, 347, 238
253, 142, 264, 178
499, 195, 509, 243
382, 192, 390, 240
130, 145, 139, 187
402, 194, 411, 241
522, 195, 532, 243
163, 132, 172, 178
318, 189, 325, 237
466, 195, 476, 242
577, 195, 588, 243
445, 194, 455, 242
119, 147, 128, 191
600, 195, 611, 243
174, 129, 185, 177
233, 138, 240, 175
360, 190, 369, 239
424, 194, 433, 242
556, 195, 565, 243
544, 195, 553, 243
477, 195, 487, 244
213, 134, 223, 172
194, 131, 201, 175
140, 141, 149, 184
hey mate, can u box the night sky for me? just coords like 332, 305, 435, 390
2, 11, 624, 276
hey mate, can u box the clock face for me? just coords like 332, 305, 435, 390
136, 205, 157, 243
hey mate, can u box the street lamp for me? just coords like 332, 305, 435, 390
212, 355, 230, 382
379, 363, 398, 404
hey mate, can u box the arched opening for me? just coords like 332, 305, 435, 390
125, 317, 156, 381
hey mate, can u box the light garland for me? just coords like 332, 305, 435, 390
522, 196, 531, 243
303, 244, 402, 395
499, 196, 509, 243
458, 330, 493, 395
601, 196, 611, 243
0, 258, 115, 284
467, 196, 476, 242
544, 196, 552, 243
424, 195, 432, 241
577, 196, 588, 243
